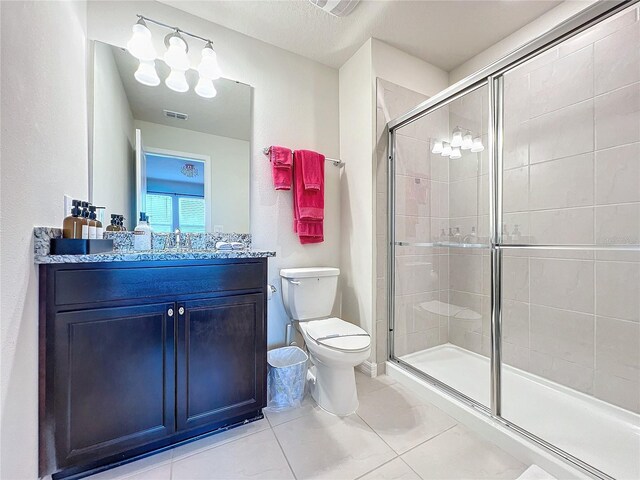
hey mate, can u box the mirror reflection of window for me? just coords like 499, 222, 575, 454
145, 153, 206, 233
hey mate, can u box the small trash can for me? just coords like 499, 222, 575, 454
266, 346, 308, 411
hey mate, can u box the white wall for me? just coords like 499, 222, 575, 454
0, 2, 89, 479
339, 40, 375, 357
449, 0, 597, 84
134, 120, 250, 233
92, 41, 136, 227
371, 39, 449, 99
339, 39, 448, 366
86, 1, 341, 350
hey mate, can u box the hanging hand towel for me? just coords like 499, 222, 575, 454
293, 149, 325, 244
293, 150, 324, 220
296, 219, 324, 244
297, 149, 325, 191
270, 146, 293, 190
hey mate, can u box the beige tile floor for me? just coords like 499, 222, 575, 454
87, 373, 528, 480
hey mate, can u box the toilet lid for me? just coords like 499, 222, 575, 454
305, 318, 371, 352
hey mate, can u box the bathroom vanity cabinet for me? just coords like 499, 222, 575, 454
38, 258, 268, 479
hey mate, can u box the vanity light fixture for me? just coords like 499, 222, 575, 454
441, 142, 452, 157
461, 131, 474, 150
134, 60, 160, 86
126, 18, 157, 61
165, 69, 189, 93
470, 137, 485, 153
164, 32, 190, 92
432, 140, 443, 154
198, 42, 221, 81
450, 127, 463, 148
195, 78, 217, 98
127, 15, 222, 98
164, 32, 190, 71
194, 42, 221, 98
450, 147, 462, 159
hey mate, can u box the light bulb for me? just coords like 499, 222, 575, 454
451, 127, 463, 148
450, 147, 462, 159
441, 142, 452, 157
432, 140, 443, 154
163, 33, 189, 71
461, 132, 473, 150
126, 19, 156, 61
198, 42, 221, 80
134, 60, 160, 86
165, 69, 189, 93
471, 137, 485, 153
195, 77, 217, 98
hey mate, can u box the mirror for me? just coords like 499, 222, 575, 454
90, 41, 251, 233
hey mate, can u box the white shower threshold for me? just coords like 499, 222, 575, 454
388, 344, 639, 480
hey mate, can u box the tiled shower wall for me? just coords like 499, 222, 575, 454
499, 6, 640, 413
444, 86, 492, 357
376, 80, 444, 368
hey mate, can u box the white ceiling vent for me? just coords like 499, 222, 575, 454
163, 109, 188, 121
308, 0, 359, 17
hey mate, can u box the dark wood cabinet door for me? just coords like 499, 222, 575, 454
53, 303, 176, 467
176, 294, 266, 432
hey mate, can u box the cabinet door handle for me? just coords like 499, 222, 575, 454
178, 307, 185, 315
168, 308, 174, 317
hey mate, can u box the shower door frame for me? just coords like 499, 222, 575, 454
386, 1, 638, 479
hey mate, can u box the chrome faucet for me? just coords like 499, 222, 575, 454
175, 228, 181, 249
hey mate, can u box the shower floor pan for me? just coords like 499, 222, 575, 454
398, 344, 640, 479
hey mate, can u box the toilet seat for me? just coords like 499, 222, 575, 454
303, 318, 370, 352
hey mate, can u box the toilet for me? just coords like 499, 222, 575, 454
280, 267, 371, 416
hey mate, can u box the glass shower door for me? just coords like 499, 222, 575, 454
391, 84, 492, 407
498, 5, 640, 478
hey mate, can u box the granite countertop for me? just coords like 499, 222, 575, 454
34, 227, 275, 264
34, 249, 276, 264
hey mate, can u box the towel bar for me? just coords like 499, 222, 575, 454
263, 147, 344, 167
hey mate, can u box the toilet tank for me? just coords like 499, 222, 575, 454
280, 267, 340, 321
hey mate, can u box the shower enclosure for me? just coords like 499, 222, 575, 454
387, 2, 639, 479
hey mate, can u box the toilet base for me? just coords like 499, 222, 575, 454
308, 360, 359, 416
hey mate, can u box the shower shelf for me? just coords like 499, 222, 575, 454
395, 241, 489, 249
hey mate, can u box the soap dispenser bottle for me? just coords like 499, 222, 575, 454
106, 214, 118, 232
94, 206, 105, 238
87, 205, 98, 239
134, 212, 152, 251
63, 200, 83, 239
80, 202, 90, 239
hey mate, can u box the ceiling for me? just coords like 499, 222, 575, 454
109, 43, 252, 141
160, 0, 563, 71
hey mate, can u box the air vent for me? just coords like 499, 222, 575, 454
163, 109, 188, 121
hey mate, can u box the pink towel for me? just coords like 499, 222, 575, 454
270, 146, 293, 190
293, 150, 324, 220
296, 220, 323, 244
293, 150, 325, 244
297, 149, 325, 191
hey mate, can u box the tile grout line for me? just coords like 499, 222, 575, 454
354, 382, 460, 467
270, 421, 299, 480
169, 421, 270, 466
398, 423, 460, 458
398, 456, 424, 480
351, 456, 403, 480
